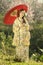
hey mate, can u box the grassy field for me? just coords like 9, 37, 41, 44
0, 59, 43, 65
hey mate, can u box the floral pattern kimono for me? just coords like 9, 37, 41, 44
12, 18, 30, 46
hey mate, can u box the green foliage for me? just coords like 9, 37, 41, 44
0, 32, 6, 49
5, 35, 13, 46
39, 55, 43, 62
30, 23, 43, 51
30, 53, 40, 62
0, 32, 6, 41
30, 23, 43, 62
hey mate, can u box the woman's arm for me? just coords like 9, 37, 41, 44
24, 17, 29, 25
13, 18, 19, 33
24, 17, 30, 31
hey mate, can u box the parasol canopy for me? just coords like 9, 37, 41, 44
4, 4, 28, 25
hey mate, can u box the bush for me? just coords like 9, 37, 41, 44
31, 53, 40, 61
39, 55, 43, 62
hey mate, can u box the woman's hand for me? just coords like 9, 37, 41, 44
24, 17, 28, 24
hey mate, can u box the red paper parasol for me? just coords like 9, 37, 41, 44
4, 4, 28, 25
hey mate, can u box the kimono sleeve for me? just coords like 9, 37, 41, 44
13, 19, 19, 33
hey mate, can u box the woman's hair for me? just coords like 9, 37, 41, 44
17, 9, 26, 23
17, 9, 24, 17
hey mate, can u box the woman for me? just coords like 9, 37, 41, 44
12, 9, 30, 62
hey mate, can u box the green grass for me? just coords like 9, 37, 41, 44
11, 61, 43, 65
0, 59, 43, 65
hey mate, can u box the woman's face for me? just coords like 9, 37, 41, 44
19, 10, 25, 18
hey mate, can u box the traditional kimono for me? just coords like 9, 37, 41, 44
12, 18, 30, 46
12, 17, 30, 61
